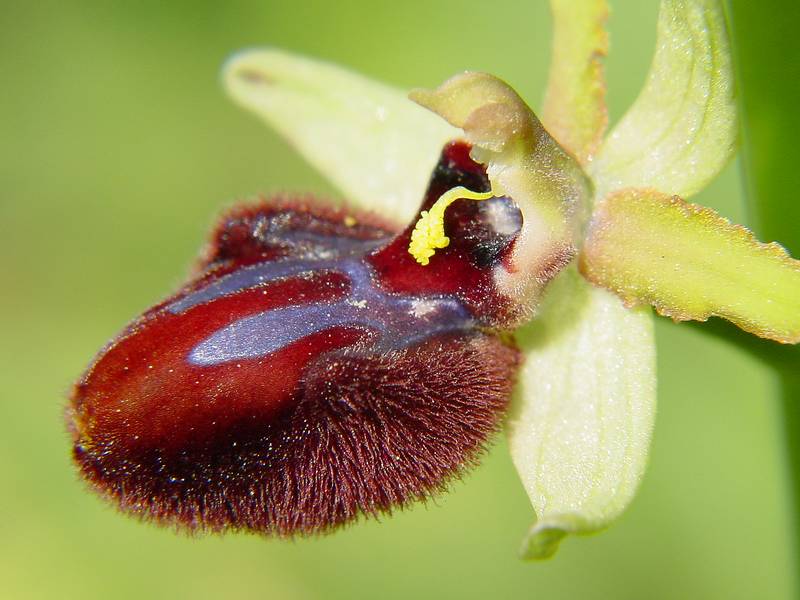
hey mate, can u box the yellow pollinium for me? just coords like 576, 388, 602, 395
408, 186, 495, 265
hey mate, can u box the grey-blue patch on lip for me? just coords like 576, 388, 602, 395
185, 257, 473, 367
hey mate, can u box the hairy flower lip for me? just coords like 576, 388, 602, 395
69, 188, 525, 535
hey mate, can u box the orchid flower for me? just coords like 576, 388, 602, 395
68, 0, 800, 561
220, 0, 800, 559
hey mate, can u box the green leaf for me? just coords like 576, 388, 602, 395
509, 267, 656, 559
410, 72, 591, 319
542, 0, 609, 165
581, 188, 800, 344
591, 0, 736, 199
224, 48, 458, 223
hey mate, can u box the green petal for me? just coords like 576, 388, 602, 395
410, 73, 591, 318
581, 188, 800, 344
224, 48, 458, 223
542, 0, 609, 165
591, 0, 736, 199
509, 267, 656, 559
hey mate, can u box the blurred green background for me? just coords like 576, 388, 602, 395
1, 1, 794, 599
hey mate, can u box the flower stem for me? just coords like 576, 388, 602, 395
780, 373, 800, 573
728, 1, 800, 596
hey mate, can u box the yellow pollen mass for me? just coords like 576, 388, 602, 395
408, 186, 495, 265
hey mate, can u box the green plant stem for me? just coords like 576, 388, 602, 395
727, 1, 800, 597
781, 372, 800, 571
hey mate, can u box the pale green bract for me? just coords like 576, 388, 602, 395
223, 0, 798, 561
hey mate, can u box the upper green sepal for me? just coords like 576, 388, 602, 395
542, 0, 609, 165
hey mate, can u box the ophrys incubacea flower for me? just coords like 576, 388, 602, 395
67, 0, 800, 559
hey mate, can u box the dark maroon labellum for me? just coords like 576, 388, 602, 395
68, 141, 522, 535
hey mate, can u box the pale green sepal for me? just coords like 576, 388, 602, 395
509, 267, 656, 559
224, 48, 458, 224
591, 0, 736, 200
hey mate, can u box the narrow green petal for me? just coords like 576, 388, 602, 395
581, 188, 800, 344
410, 73, 591, 318
542, 0, 609, 165
224, 48, 458, 223
591, 0, 736, 199
509, 267, 656, 559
